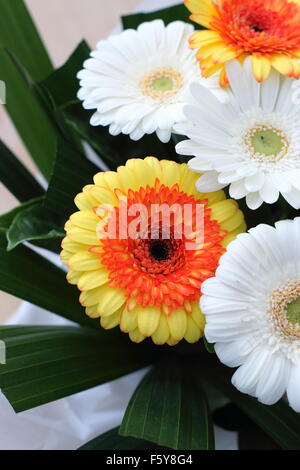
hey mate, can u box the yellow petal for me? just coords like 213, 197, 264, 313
61, 238, 86, 254
129, 328, 146, 344
167, 336, 179, 346
138, 306, 161, 337
126, 158, 157, 189
191, 302, 206, 330
252, 55, 271, 82
101, 308, 122, 329
80, 285, 110, 307
70, 211, 99, 231
189, 30, 221, 48
210, 199, 238, 223
97, 286, 126, 316
117, 166, 138, 191
159, 160, 182, 187
167, 308, 188, 341
185, 0, 217, 15
220, 209, 244, 232
68, 227, 99, 245
152, 314, 170, 345
221, 221, 247, 248
89, 186, 118, 206
102, 171, 123, 192
66, 270, 81, 285
78, 269, 109, 291
184, 316, 202, 344
120, 307, 138, 333
272, 55, 300, 78
69, 251, 101, 271
86, 305, 100, 319
75, 192, 93, 211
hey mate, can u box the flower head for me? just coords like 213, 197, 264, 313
202, 218, 300, 411
77, 19, 225, 143
176, 59, 300, 210
61, 158, 245, 346
185, 0, 300, 86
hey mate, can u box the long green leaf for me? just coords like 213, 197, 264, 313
79, 428, 161, 451
0, 228, 95, 328
0, 0, 53, 80
120, 362, 214, 450
0, 326, 155, 412
202, 361, 300, 450
0, 140, 44, 202
44, 139, 98, 218
0, 48, 56, 178
6, 198, 64, 251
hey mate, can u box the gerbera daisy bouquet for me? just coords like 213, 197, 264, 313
1, 0, 300, 452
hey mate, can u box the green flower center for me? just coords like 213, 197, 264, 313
286, 297, 300, 326
141, 68, 183, 100
251, 129, 285, 157
244, 125, 289, 163
151, 77, 174, 93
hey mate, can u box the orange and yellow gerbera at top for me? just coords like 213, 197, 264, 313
61, 158, 245, 346
185, 0, 300, 86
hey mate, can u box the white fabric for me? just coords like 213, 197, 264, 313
0, 0, 238, 451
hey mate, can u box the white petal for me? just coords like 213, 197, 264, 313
156, 128, 172, 143
196, 171, 227, 192
214, 338, 256, 368
231, 347, 271, 397
287, 363, 300, 412
259, 178, 280, 204
255, 354, 290, 405
246, 192, 263, 210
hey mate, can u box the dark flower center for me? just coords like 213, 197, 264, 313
149, 240, 170, 261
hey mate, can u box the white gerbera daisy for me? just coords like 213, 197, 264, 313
175, 58, 300, 210
77, 20, 225, 143
201, 218, 300, 410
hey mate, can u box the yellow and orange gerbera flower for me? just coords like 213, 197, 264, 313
61, 158, 246, 346
185, 0, 300, 86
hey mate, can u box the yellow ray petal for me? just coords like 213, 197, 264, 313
120, 307, 138, 333
210, 199, 238, 224
191, 302, 206, 330
78, 269, 109, 291
101, 308, 122, 329
67, 227, 99, 245
152, 314, 170, 345
252, 55, 272, 82
184, 316, 202, 343
69, 251, 101, 271
129, 328, 146, 344
70, 211, 99, 231
167, 308, 188, 341
66, 270, 81, 285
137, 306, 161, 337
97, 286, 126, 316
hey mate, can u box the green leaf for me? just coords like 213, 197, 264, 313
0, 48, 56, 179
40, 41, 90, 107
0, 197, 42, 230
204, 338, 215, 354
0, 0, 53, 81
0, 326, 155, 412
44, 139, 99, 218
79, 428, 161, 451
122, 4, 194, 29
202, 360, 300, 450
120, 362, 215, 450
0, 228, 95, 328
0, 140, 44, 202
6, 197, 64, 251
